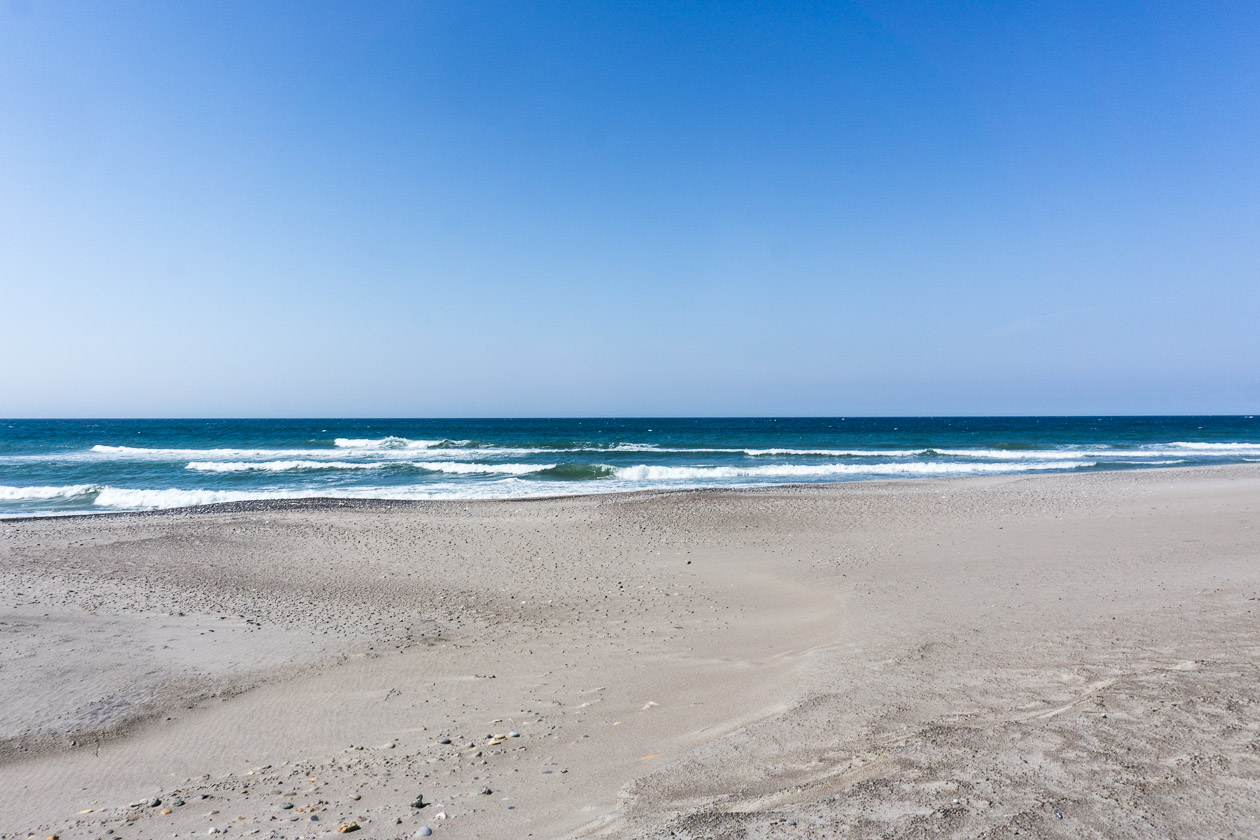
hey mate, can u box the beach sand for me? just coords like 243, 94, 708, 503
2, 465, 1259, 839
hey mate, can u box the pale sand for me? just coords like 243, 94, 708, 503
2, 466, 1259, 839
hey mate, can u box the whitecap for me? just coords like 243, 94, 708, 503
0, 484, 101, 501
612, 461, 1094, 481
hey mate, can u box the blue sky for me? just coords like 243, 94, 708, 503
1, 1, 1257, 416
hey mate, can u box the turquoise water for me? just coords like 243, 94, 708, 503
1, 417, 1258, 517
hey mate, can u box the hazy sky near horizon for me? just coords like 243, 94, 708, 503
2, 1, 1258, 417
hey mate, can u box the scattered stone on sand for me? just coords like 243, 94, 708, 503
410, 794, 426, 808
337, 822, 360, 833
347, 793, 361, 800
437, 738, 452, 745
508, 731, 520, 738
279, 802, 294, 809
417, 828, 432, 837
478, 786, 492, 795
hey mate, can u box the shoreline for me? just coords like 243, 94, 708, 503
3, 465, 1260, 838
2, 460, 1253, 523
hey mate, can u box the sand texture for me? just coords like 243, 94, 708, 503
2, 466, 1259, 839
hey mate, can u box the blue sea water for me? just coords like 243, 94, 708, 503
1, 417, 1258, 517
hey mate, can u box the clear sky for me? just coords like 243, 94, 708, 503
1, 1, 1257, 417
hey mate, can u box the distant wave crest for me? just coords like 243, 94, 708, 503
333, 437, 444, 450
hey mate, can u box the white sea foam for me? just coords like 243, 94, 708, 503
333, 437, 444, 450
185, 460, 555, 475
931, 448, 1100, 460
410, 461, 554, 475
1164, 442, 1260, 454
612, 461, 1094, 481
0, 484, 101, 501
84, 481, 566, 510
187, 460, 386, 473
93, 487, 284, 508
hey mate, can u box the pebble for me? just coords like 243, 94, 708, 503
478, 786, 492, 796
172, 798, 185, 807
279, 802, 294, 810
508, 731, 520, 738
337, 822, 360, 833
438, 738, 452, 745
348, 794, 361, 801
417, 828, 432, 837
410, 795, 426, 809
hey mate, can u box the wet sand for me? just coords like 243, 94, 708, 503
2, 465, 1259, 839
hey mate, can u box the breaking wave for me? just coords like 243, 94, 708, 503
612, 461, 1094, 481
333, 437, 445, 450
0, 484, 102, 501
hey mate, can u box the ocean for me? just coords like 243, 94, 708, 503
1, 417, 1258, 517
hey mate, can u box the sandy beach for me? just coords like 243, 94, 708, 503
2, 465, 1259, 839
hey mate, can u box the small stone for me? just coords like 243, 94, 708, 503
337, 822, 360, 833
279, 802, 294, 810
208, 829, 219, 836
287, 815, 299, 821
172, 798, 185, 807
149, 797, 162, 807
310, 815, 319, 822
160, 809, 174, 815
417, 828, 432, 837
507, 731, 520, 738
433, 811, 447, 820
348, 794, 361, 801
478, 786, 492, 796
410, 795, 426, 809
438, 738, 451, 745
